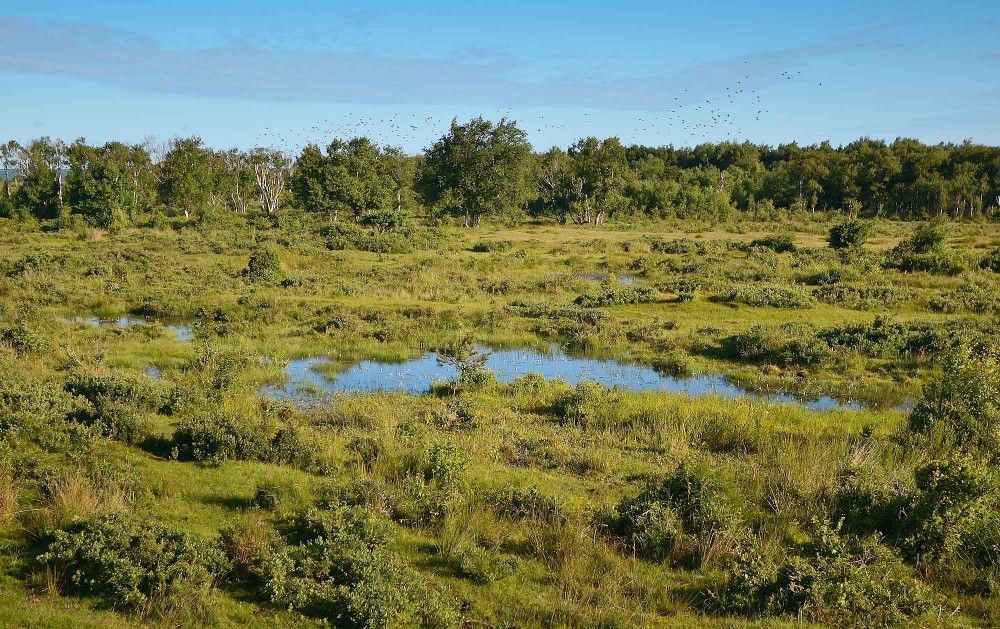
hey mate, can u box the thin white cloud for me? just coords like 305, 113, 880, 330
0, 17, 901, 110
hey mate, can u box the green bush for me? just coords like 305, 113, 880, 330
718, 520, 930, 627
647, 237, 705, 254
471, 239, 514, 253
487, 485, 565, 522
980, 247, 1000, 272
38, 514, 227, 618
929, 281, 1000, 314
359, 208, 407, 233
173, 414, 321, 469
723, 323, 830, 367
828, 220, 873, 250
899, 457, 999, 565
263, 506, 460, 627
243, 247, 283, 284
456, 546, 519, 583
574, 285, 659, 308
907, 342, 1000, 454
749, 233, 796, 253
909, 219, 949, 254
818, 316, 913, 359
607, 462, 739, 563
813, 283, 911, 310
0, 323, 48, 356
714, 283, 816, 308
664, 278, 701, 302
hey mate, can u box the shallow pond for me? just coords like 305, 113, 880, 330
69, 315, 194, 342
575, 273, 637, 285
262, 345, 871, 411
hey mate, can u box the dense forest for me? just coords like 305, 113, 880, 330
3, 117, 1000, 230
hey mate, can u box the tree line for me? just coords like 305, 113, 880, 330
2, 117, 999, 229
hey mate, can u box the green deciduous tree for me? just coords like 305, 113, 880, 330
419, 117, 532, 227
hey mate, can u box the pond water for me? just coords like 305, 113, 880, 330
262, 345, 869, 411
68, 315, 194, 342
575, 273, 637, 285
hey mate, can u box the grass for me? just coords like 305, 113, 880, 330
1, 213, 999, 626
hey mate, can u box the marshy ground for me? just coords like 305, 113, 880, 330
2, 215, 1000, 627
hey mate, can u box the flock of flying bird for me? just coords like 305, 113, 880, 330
250, 68, 823, 154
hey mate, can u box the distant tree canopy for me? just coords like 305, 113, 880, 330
2, 120, 1000, 228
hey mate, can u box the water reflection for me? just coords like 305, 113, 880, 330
262, 345, 870, 411
68, 315, 194, 342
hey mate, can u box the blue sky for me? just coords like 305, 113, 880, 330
1, 0, 997, 153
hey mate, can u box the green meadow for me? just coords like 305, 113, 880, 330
2, 212, 1000, 627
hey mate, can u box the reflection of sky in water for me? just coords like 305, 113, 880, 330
263, 345, 871, 411
68, 315, 194, 342
575, 273, 636, 285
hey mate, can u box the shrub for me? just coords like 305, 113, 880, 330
243, 247, 283, 284
907, 342, 1000, 455
749, 233, 796, 253
714, 283, 816, 309
813, 283, 911, 310
929, 281, 1000, 314
264, 506, 460, 627
664, 278, 701, 302
554, 380, 622, 428
607, 462, 739, 563
506, 301, 605, 325
718, 520, 930, 627
647, 237, 705, 255
359, 208, 407, 233
456, 546, 519, 583
818, 316, 913, 359
471, 239, 514, 253
828, 220, 872, 250
38, 514, 227, 618
909, 219, 948, 254
723, 323, 830, 367
487, 485, 564, 522
885, 220, 964, 275
0, 323, 48, 356
574, 285, 659, 308
899, 457, 999, 565
832, 462, 907, 535
65, 371, 167, 445
172, 414, 321, 470
219, 514, 280, 582
980, 247, 1000, 272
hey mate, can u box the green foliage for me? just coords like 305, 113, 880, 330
813, 283, 911, 310
899, 457, 999, 565
38, 514, 227, 618
359, 208, 407, 233
470, 239, 514, 253
909, 219, 949, 254
243, 247, 283, 284
172, 413, 321, 470
607, 461, 739, 563
907, 341, 1000, 454
574, 285, 659, 308
0, 322, 48, 356
723, 323, 830, 367
749, 233, 796, 253
981, 247, 1000, 272
456, 546, 518, 584
714, 283, 816, 308
418, 116, 533, 226
828, 220, 872, 250
929, 280, 1000, 314
718, 520, 931, 627
263, 506, 460, 627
